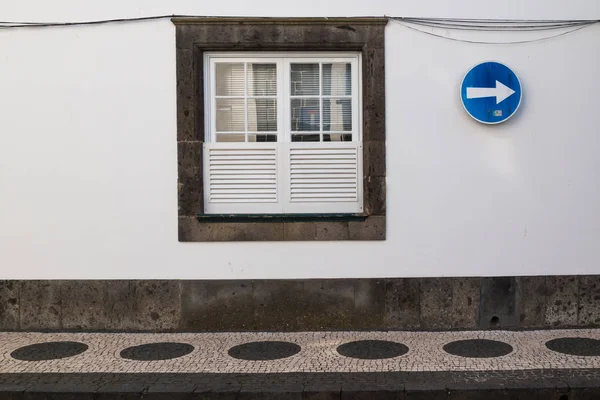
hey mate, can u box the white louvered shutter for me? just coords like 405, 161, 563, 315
203, 143, 279, 214
284, 142, 363, 214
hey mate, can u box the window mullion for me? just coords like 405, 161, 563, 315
319, 62, 323, 142
280, 59, 289, 212
244, 62, 248, 142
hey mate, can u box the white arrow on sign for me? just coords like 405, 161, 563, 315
466, 80, 516, 104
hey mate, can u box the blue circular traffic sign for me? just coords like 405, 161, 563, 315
460, 62, 522, 124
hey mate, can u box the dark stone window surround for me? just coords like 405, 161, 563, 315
173, 17, 387, 241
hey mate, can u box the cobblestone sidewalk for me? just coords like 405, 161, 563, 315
1, 329, 600, 398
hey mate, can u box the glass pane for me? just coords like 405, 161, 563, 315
323, 63, 351, 96
216, 63, 245, 96
323, 133, 352, 142
292, 134, 321, 142
216, 133, 246, 142
290, 63, 319, 96
248, 99, 277, 132
323, 98, 352, 131
247, 63, 277, 96
248, 134, 277, 142
216, 98, 245, 132
291, 98, 320, 132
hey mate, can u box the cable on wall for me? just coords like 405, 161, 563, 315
388, 17, 599, 44
0, 14, 598, 45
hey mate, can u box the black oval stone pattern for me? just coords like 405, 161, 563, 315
120, 342, 194, 361
228, 341, 301, 361
443, 339, 513, 358
337, 340, 409, 359
546, 337, 600, 356
11, 341, 88, 361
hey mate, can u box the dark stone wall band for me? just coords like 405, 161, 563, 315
0, 275, 599, 332
174, 17, 387, 242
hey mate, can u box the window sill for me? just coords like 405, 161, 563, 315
195, 213, 367, 223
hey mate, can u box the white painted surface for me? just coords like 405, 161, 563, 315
1, 1, 600, 279
1, 0, 599, 20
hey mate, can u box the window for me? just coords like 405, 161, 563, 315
174, 18, 386, 241
203, 53, 362, 214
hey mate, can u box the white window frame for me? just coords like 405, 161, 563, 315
203, 51, 363, 215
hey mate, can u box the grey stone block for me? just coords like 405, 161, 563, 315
302, 280, 354, 329
244, 223, 284, 241
518, 276, 546, 328
135, 281, 181, 331
176, 21, 386, 52
364, 177, 386, 216
0, 281, 19, 330
60, 281, 106, 330
176, 48, 197, 142
479, 277, 518, 329
545, 276, 578, 327
363, 141, 386, 178
349, 216, 386, 240
452, 277, 480, 329
179, 219, 285, 242
104, 281, 180, 331
104, 281, 137, 330
384, 279, 420, 329
420, 278, 453, 329
578, 275, 600, 327
253, 280, 306, 331
181, 280, 253, 330
20, 281, 61, 330
362, 48, 386, 142
178, 217, 208, 242
284, 222, 317, 241
178, 141, 203, 216
353, 279, 385, 329
316, 222, 349, 240
209, 223, 262, 241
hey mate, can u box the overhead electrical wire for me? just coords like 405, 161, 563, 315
388, 17, 598, 44
0, 14, 598, 44
0, 14, 186, 28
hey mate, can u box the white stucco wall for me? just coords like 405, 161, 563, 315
1, 1, 600, 279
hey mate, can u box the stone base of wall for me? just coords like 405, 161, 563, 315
0, 276, 597, 331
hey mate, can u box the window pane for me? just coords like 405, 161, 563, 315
216, 98, 245, 132
323, 63, 351, 96
290, 63, 319, 96
248, 63, 277, 96
291, 98, 320, 131
216, 133, 246, 142
216, 63, 245, 96
323, 133, 352, 142
292, 134, 321, 142
248, 134, 277, 142
323, 98, 352, 131
248, 99, 277, 132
